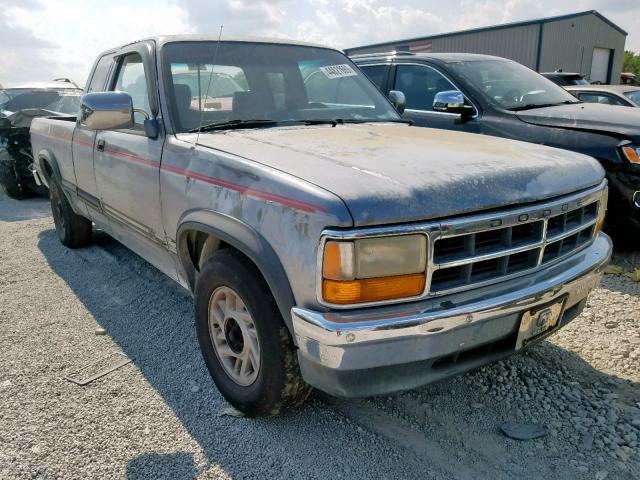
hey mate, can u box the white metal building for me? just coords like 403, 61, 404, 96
344, 10, 628, 84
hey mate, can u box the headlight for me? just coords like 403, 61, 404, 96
621, 144, 640, 164
321, 234, 427, 305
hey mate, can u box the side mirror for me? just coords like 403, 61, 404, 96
388, 90, 406, 115
80, 92, 134, 131
433, 90, 475, 120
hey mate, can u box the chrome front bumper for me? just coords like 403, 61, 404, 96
292, 234, 612, 397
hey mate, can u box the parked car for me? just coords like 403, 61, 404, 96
565, 84, 640, 107
352, 52, 640, 238
0, 80, 82, 198
621, 72, 638, 86
541, 71, 589, 86
31, 37, 611, 416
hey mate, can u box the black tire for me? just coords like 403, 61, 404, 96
195, 249, 312, 416
27, 182, 49, 197
0, 163, 29, 199
49, 178, 92, 248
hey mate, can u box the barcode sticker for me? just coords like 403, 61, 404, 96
319, 64, 358, 79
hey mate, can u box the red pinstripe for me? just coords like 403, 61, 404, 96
34, 130, 327, 214
104, 148, 326, 214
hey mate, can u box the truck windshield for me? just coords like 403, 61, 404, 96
0, 88, 82, 115
450, 59, 580, 111
162, 41, 400, 132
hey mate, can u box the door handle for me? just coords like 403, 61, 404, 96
96, 139, 105, 152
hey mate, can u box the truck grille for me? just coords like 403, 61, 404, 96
430, 193, 601, 293
319, 181, 606, 309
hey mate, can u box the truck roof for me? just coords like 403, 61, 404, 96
1, 81, 82, 91
349, 52, 506, 63
103, 35, 337, 54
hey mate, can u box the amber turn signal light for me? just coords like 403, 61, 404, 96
622, 146, 640, 164
322, 273, 426, 305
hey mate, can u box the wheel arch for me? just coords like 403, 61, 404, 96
36, 148, 61, 187
176, 210, 297, 331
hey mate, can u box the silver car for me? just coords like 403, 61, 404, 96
566, 84, 640, 107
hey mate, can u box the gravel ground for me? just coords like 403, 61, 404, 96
0, 191, 639, 480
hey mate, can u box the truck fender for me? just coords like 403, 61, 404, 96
36, 149, 62, 189
176, 210, 297, 331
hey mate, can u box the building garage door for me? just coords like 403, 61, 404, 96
590, 47, 611, 83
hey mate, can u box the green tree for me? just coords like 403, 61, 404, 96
623, 50, 640, 76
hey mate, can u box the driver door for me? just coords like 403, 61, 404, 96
391, 63, 479, 133
93, 46, 174, 276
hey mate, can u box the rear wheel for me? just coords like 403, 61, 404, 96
195, 249, 312, 416
49, 178, 92, 248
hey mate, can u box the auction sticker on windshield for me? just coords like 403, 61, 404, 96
320, 64, 358, 79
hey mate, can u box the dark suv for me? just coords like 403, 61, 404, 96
541, 72, 589, 86
351, 52, 640, 238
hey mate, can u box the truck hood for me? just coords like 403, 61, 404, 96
516, 103, 640, 141
194, 124, 605, 226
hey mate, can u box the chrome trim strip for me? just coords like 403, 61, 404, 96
546, 218, 597, 243
435, 241, 543, 269
101, 202, 168, 249
77, 187, 101, 210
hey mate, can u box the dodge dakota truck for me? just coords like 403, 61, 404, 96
31, 36, 612, 416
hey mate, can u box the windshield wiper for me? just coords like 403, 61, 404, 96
190, 117, 413, 132
189, 119, 279, 132
509, 100, 579, 111
297, 118, 413, 127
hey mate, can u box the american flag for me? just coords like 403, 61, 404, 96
409, 41, 433, 53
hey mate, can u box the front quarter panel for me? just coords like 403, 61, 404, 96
161, 134, 353, 322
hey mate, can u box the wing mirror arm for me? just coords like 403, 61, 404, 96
144, 118, 159, 139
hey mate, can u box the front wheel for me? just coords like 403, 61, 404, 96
195, 249, 312, 416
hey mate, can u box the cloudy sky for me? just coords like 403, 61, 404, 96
1, 0, 638, 87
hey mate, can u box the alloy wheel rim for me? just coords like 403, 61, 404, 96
208, 286, 260, 386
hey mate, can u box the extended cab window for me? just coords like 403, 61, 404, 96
113, 53, 150, 127
394, 64, 458, 111
87, 55, 113, 93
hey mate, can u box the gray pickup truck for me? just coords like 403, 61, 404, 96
31, 36, 612, 417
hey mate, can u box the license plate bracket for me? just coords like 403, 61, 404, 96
516, 297, 566, 350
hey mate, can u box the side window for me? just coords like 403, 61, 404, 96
360, 65, 388, 92
600, 94, 626, 106
87, 55, 113, 93
113, 53, 150, 127
579, 92, 625, 106
394, 64, 458, 111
